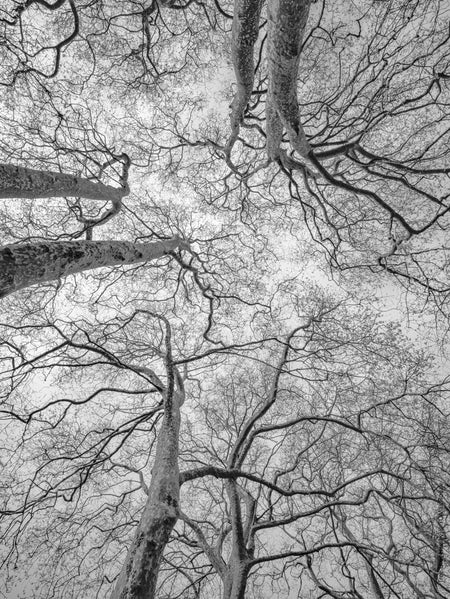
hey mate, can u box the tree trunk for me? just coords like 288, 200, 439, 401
0, 163, 127, 202
222, 560, 249, 599
226, 0, 263, 155
0, 237, 188, 298
266, 0, 312, 159
110, 395, 181, 599
221, 480, 252, 599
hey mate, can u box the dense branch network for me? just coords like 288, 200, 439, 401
0, 2, 449, 599
222, 0, 450, 293
2, 0, 449, 295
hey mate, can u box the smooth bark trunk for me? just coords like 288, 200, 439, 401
221, 480, 252, 599
0, 237, 187, 298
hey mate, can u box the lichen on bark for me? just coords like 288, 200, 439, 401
266, 0, 312, 159
227, 0, 312, 163
0, 163, 128, 202
110, 386, 183, 599
0, 237, 188, 298
226, 0, 263, 159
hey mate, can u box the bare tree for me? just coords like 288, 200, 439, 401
2, 0, 449, 297
0, 162, 129, 203
0, 308, 191, 598
1, 284, 449, 598
109, 313, 184, 599
0, 1, 449, 599
169, 303, 450, 598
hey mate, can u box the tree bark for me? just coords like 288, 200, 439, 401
222, 561, 250, 599
110, 402, 181, 599
109, 314, 183, 599
221, 481, 252, 599
0, 163, 128, 202
266, 0, 312, 159
0, 237, 188, 298
226, 0, 263, 155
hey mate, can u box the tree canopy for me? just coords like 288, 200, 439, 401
0, 1, 449, 598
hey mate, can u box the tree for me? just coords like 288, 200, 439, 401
169, 303, 449, 599
2, 293, 448, 598
0, 1, 449, 598
0, 158, 187, 298
109, 313, 184, 599
1, 0, 449, 299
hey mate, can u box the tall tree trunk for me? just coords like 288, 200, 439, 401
221, 481, 252, 599
110, 402, 181, 599
266, 0, 312, 159
0, 237, 188, 298
0, 163, 127, 202
222, 560, 250, 599
226, 0, 263, 156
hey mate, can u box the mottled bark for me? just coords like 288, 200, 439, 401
111, 317, 183, 599
220, 481, 253, 599
110, 405, 181, 599
266, 94, 284, 161
226, 0, 263, 156
227, 0, 312, 161
266, 0, 312, 159
0, 163, 128, 202
0, 237, 188, 298
222, 557, 250, 599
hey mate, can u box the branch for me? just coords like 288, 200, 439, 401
229, 321, 312, 468
179, 512, 227, 577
